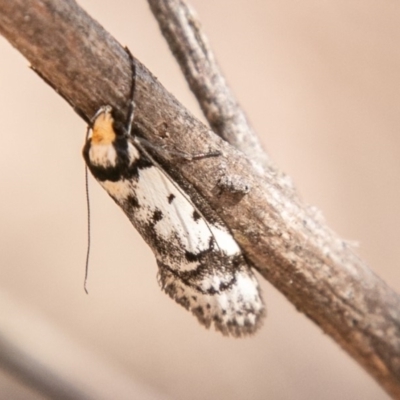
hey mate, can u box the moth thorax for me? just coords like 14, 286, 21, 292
92, 110, 116, 145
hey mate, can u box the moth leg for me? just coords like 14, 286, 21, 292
122, 48, 220, 161
135, 135, 221, 161
167, 147, 222, 161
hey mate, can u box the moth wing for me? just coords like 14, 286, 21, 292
88, 127, 266, 337
125, 164, 265, 337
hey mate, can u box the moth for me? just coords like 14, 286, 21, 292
82, 55, 265, 337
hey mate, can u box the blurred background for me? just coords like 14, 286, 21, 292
1, 0, 399, 399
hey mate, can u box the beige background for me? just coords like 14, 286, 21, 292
1, 0, 400, 399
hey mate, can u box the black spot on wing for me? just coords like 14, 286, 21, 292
152, 209, 163, 223
192, 210, 201, 221
143, 208, 164, 234
207, 287, 218, 295
121, 154, 153, 181
167, 193, 175, 204
128, 156, 153, 179
126, 194, 140, 208
185, 251, 202, 263
157, 253, 243, 295
194, 306, 204, 316
85, 164, 121, 182
184, 236, 214, 263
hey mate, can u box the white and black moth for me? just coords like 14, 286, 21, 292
82, 59, 265, 337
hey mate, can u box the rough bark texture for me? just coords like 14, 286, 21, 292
147, 0, 271, 176
1, 0, 400, 398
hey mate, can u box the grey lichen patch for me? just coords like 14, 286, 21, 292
212, 174, 250, 206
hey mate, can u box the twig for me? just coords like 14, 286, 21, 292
0, 0, 400, 397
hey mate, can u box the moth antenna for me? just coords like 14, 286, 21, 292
84, 124, 92, 294
125, 47, 137, 137
83, 48, 136, 294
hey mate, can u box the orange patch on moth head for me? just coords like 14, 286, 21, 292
91, 106, 116, 144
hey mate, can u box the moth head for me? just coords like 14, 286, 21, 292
91, 105, 116, 145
